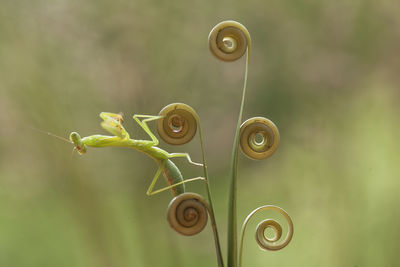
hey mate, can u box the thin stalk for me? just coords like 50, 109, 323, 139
197, 119, 224, 267
238, 206, 294, 266
227, 50, 250, 267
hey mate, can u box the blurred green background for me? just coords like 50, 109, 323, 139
1, 0, 399, 266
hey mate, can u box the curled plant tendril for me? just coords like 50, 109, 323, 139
256, 219, 282, 245
239, 205, 294, 266
208, 20, 251, 61
157, 103, 198, 145
167, 192, 209, 236
160, 103, 225, 266
239, 117, 280, 160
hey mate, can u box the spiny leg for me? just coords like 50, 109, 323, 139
100, 112, 129, 139
146, 164, 164, 196
146, 160, 206, 196
133, 114, 163, 146
147, 176, 206, 196
167, 152, 203, 167
100, 112, 124, 123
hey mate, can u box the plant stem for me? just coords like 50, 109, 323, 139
197, 119, 224, 267
227, 50, 249, 267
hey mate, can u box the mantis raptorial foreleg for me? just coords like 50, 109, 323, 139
100, 112, 129, 139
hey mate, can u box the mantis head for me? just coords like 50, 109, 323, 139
69, 132, 87, 154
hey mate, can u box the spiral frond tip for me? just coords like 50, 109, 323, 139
167, 193, 209, 236
157, 103, 198, 145
208, 20, 251, 61
239, 117, 280, 160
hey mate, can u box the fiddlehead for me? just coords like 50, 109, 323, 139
239, 205, 294, 266
208, 20, 251, 61
239, 117, 280, 160
157, 103, 198, 145
167, 193, 209, 236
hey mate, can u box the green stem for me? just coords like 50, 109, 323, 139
197, 118, 224, 267
227, 50, 250, 267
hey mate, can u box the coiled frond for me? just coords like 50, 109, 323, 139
239, 205, 294, 266
208, 20, 251, 61
157, 103, 198, 145
239, 117, 280, 160
167, 192, 209, 236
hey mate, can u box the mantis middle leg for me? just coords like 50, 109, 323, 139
167, 153, 203, 167
133, 114, 203, 167
133, 114, 164, 146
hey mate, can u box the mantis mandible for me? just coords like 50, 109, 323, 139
69, 112, 205, 196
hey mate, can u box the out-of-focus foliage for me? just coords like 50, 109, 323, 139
1, 0, 399, 266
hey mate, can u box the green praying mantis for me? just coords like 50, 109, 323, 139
69, 112, 205, 197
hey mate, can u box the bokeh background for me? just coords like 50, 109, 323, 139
1, 0, 399, 266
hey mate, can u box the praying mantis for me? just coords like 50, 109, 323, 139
69, 112, 205, 196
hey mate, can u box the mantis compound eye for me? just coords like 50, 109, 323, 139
208, 20, 251, 61
69, 132, 87, 154
239, 117, 280, 160
157, 103, 198, 145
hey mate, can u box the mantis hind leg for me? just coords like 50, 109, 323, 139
133, 114, 163, 146
146, 162, 206, 196
147, 175, 206, 196
146, 165, 164, 196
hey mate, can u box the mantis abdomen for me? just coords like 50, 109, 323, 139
160, 159, 185, 196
